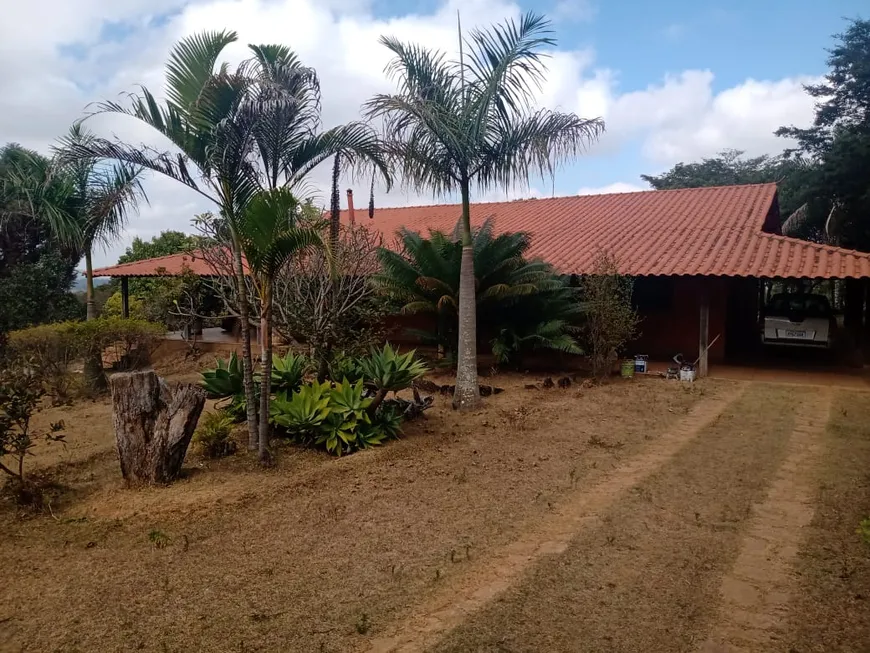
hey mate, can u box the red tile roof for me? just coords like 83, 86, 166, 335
349, 183, 870, 279
93, 249, 242, 278
94, 184, 870, 280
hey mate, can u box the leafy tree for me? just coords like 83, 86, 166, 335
0, 253, 83, 333
0, 357, 65, 490
72, 32, 390, 451
776, 19, 870, 250
365, 12, 602, 409
0, 144, 82, 334
374, 219, 582, 364
118, 230, 199, 264
640, 149, 811, 218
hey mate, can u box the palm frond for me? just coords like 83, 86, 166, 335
165, 30, 239, 115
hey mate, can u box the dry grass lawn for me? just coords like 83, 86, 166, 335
1, 358, 868, 653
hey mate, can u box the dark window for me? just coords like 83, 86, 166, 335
632, 277, 673, 312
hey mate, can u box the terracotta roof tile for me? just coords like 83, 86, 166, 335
93, 249, 243, 278
348, 183, 870, 279
94, 184, 870, 280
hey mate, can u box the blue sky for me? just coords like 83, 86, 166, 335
0, 0, 864, 266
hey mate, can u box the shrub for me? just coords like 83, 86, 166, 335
7, 322, 80, 403
270, 379, 399, 456
8, 318, 164, 401
102, 291, 147, 321
580, 251, 639, 379
0, 358, 65, 486
76, 317, 165, 371
193, 410, 238, 458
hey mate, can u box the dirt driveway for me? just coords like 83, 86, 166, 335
1, 377, 868, 653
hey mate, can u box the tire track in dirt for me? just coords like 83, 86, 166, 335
698, 388, 833, 653
366, 384, 747, 653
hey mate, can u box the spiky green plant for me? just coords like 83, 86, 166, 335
269, 350, 310, 395
357, 343, 428, 414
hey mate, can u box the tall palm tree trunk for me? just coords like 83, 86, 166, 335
83, 246, 107, 391
453, 181, 480, 409
258, 280, 273, 464
232, 241, 259, 449
84, 249, 97, 320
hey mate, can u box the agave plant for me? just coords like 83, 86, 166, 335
200, 353, 251, 421
269, 350, 310, 395
357, 343, 428, 414
200, 353, 244, 398
270, 382, 331, 442
317, 379, 373, 456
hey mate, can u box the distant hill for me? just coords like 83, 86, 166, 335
71, 273, 110, 292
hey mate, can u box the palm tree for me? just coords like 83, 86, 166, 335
366, 12, 602, 409
69, 31, 390, 452
55, 124, 147, 321
236, 188, 321, 463
374, 218, 582, 364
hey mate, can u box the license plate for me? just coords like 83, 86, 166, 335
785, 330, 807, 338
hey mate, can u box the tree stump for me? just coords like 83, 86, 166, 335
109, 371, 206, 484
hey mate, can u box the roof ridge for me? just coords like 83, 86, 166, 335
344, 183, 779, 213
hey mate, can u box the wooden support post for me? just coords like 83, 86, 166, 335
121, 277, 130, 319
699, 281, 710, 378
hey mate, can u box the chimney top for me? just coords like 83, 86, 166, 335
346, 188, 355, 225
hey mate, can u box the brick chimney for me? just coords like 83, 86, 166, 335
346, 189, 355, 225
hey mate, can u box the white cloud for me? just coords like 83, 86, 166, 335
552, 0, 596, 23
634, 75, 819, 163
577, 182, 645, 195
0, 0, 818, 268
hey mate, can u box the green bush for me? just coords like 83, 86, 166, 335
270, 382, 331, 443
7, 322, 80, 402
76, 317, 165, 371
326, 351, 366, 384
270, 379, 399, 456
8, 318, 164, 401
101, 291, 147, 321
193, 410, 237, 458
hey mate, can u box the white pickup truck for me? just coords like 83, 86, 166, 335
761, 293, 835, 348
